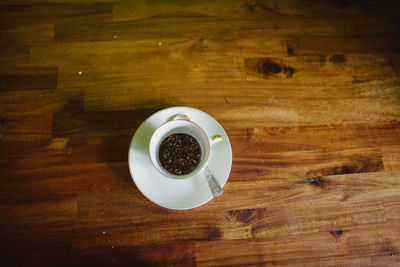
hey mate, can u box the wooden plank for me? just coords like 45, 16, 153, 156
196, 225, 400, 266
381, 145, 400, 171
371, 254, 400, 266
0, 196, 77, 224
231, 147, 384, 181
0, 3, 113, 24
29, 38, 398, 116
0, 0, 115, 3
214, 171, 400, 210
286, 34, 400, 56
0, 137, 131, 171
353, 77, 400, 99
228, 121, 400, 153
70, 242, 196, 266
0, 83, 59, 140
0, 45, 30, 67
203, 100, 399, 129
0, 196, 76, 249
30, 38, 287, 67
0, 68, 57, 92
0, 114, 53, 141
0, 219, 73, 250
113, 0, 400, 22
52, 100, 158, 137
70, 171, 400, 248
2, 247, 70, 267
74, 52, 397, 116
0, 162, 131, 201
31, 45, 393, 116
113, 0, 306, 22
55, 15, 395, 43
0, 23, 54, 46
0, 90, 67, 116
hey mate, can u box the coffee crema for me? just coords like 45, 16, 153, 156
158, 133, 201, 175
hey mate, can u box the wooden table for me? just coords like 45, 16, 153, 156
1, 0, 400, 266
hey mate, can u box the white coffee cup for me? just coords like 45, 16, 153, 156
149, 114, 222, 180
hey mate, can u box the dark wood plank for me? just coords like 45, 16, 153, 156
69, 171, 399, 247
71, 242, 196, 266
286, 34, 400, 55
231, 146, 384, 181
0, 90, 63, 140
0, 3, 113, 24
381, 145, 400, 171
0, 23, 54, 46
113, 0, 400, 22
0, 114, 53, 141
0, 196, 76, 249
0, 90, 66, 116
55, 14, 397, 42
0, 68, 57, 92
2, 247, 70, 267
196, 225, 400, 266
228, 121, 400, 153
0, 45, 30, 67
0, 137, 131, 171
52, 100, 159, 137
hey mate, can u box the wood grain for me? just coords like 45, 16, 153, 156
1, 0, 400, 266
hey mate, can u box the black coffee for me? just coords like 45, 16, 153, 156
158, 133, 202, 175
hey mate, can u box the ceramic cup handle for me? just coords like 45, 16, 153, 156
210, 135, 222, 145
169, 114, 190, 122
170, 114, 223, 144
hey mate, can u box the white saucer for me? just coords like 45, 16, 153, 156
128, 107, 232, 210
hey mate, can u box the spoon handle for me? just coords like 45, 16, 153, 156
204, 166, 223, 197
